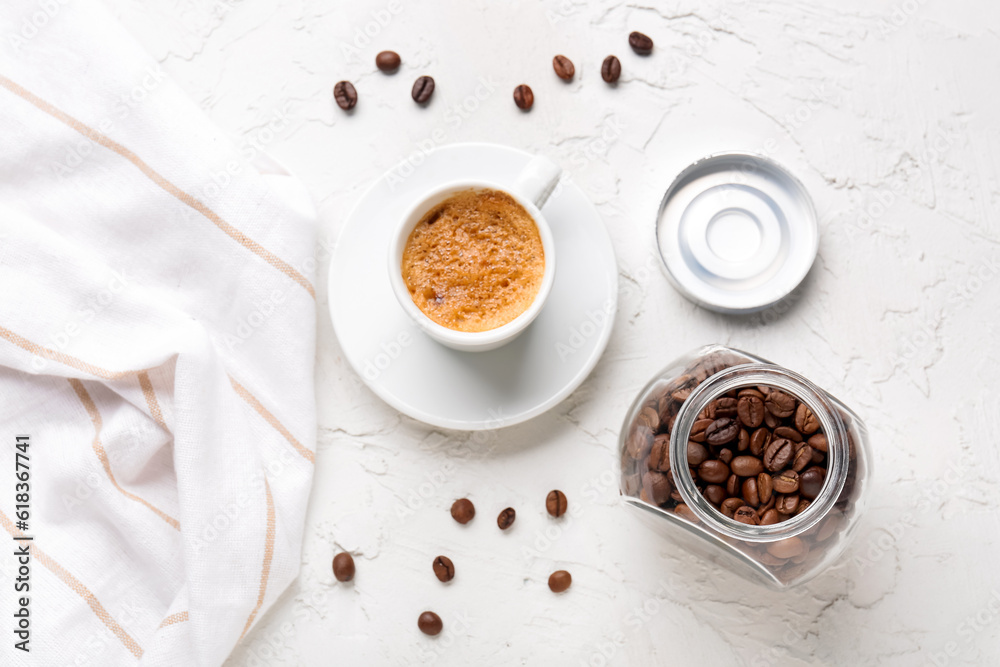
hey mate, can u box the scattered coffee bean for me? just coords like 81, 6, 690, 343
375, 50, 401, 72
332, 552, 355, 582
432, 555, 455, 582
497, 507, 516, 530
548, 570, 572, 592
546, 490, 568, 517
513, 84, 534, 110
418, 611, 443, 636
601, 55, 621, 83
628, 31, 654, 55
552, 54, 575, 81
450, 498, 475, 524
333, 81, 357, 111
412, 75, 435, 104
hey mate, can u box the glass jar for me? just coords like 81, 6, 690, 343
619, 345, 871, 588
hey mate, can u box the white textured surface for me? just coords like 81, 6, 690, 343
105, 1, 1000, 665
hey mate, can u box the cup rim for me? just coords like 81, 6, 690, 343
387, 180, 557, 348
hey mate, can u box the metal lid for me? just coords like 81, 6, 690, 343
656, 153, 818, 314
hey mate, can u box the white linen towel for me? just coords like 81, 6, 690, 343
0, 1, 317, 665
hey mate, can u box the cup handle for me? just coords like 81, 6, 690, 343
513, 155, 562, 210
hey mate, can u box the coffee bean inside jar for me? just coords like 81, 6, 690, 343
619, 346, 870, 588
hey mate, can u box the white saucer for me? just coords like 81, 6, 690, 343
328, 143, 618, 430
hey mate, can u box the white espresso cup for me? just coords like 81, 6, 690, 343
388, 155, 562, 352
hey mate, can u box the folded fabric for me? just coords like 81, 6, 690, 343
0, 1, 317, 665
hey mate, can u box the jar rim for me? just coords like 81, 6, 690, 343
669, 363, 849, 541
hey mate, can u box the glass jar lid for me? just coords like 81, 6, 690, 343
656, 153, 818, 314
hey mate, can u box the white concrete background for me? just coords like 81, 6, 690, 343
104, 0, 1000, 665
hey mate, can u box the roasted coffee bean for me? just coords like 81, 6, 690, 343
775, 493, 799, 515
792, 444, 813, 472
433, 555, 455, 582
738, 428, 750, 451
546, 490, 568, 517
767, 537, 805, 559
418, 611, 443, 636
548, 570, 572, 592
628, 31, 654, 54
750, 428, 771, 457
704, 484, 726, 505
675, 504, 699, 523
796, 499, 811, 514
807, 432, 828, 452
764, 390, 796, 418
451, 498, 475, 524
739, 388, 765, 401
760, 508, 780, 525
725, 473, 740, 497
332, 552, 355, 582
773, 426, 803, 442
639, 406, 660, 431
718, 448, 733, 465
497, 507, 516, 530
690, 419, 713, 443
643, 471, 672, 505
734, 505, 759, 525
795, 403, 821, 434
713, 397, 739, 418
811, 448, 826, 464
773, 470, 800, 494
737, 396, 765, 428
800, 467, 826, 499
764, 410, 780, 429
741, 478, 759, 506
601, 55, 621, 83
552, 54, 575, 81
649, 434, 671, 471
697, 459, 729, 484
375, 50, 401, 72
626, 424, 653, 459
514, 83, 536, 109
763, 438, 794, 472
757, 472, 773, 504
333, 81, 357, 110
731, 455, 764, 477
720, 497, 744, 518
412, 75, 435, 103
705, 418, 740, 445
687, 440, 709, 466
